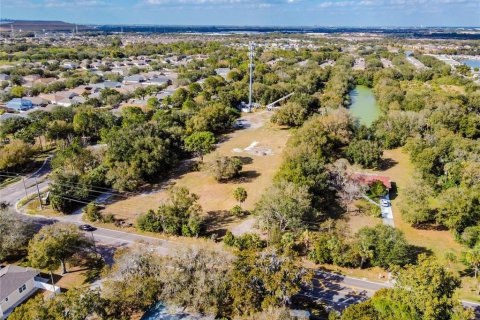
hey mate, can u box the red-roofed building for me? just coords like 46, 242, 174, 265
353, 173, 392, 189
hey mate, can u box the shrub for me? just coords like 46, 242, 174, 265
206, 155, 243, 182
230, 205, 244, 217
223, 231, 265, 251
346, 139, 383, 169
136, 187, 204, 237
367, 181, 388, 199
84, 203, 102, 222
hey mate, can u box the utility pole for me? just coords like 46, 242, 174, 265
35, 177, 43, 210
90, 231, 100, 258
22, 177, 28, 198
49, 271, 57, 296
248, 41, 255, 111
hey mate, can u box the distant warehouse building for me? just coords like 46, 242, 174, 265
6, 98, 33, 111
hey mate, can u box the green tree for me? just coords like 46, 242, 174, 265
10, 85, 25, 98
230, 249, 310, 316
84, 202, 102, 222
271, 102, 309, 127
27, 223, 93, 274
0, 209, 35, 261
206, 155, 243, 182
255, 181, 312, 232
233, 187, 248, 208
187, 103, 238, 134
184, 131, 216, 161
346, 139, 383, 169
464, 245, 480, 279
147, 97, 160, 109
342, 256, 474, 320
354, 225, 412, 268
8, 288, 107, 320
0, 140, 34, 171
137, 187, 204, 237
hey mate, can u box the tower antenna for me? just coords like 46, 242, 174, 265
248, 41, 255, 111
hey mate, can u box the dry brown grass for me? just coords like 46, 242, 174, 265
101, 110, 289, 233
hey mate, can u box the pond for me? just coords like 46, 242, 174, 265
141, 303, 213, 320
461, 59, 480, 70
348, 85, 381, 127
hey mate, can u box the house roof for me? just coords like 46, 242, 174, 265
124, 75, 145, 82
353, 173, 392, 189
0, 113, 26, 122
0, 265, 39, 301
23, 97, 48, 105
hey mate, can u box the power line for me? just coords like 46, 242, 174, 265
54, 195, 92, 206
50, 182, 129, 199
51, 181, 141, 197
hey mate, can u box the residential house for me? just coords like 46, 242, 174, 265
123, 75, 146, 84
62, 62, 79, 69
6, 98, 33, 111
0, 113, 25, 122
39, 91, 78, 105
215, 68, 231, 80
23, 97, 48, 107
23, 74, 41, 83
147, 75, 172, 86
353, 173, 392, 190
111, 68, 128, 76
0, 74, 10, 81
32, 77, 57, 86
92, 81, 122, 90
0, 265, 60, 319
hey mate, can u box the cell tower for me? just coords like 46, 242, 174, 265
248, 41, 255, 111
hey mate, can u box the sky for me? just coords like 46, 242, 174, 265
1, 0, 479, 27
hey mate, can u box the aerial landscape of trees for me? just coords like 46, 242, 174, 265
1, 33, 479, 320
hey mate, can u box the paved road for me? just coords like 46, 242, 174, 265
0, 156, 51, 208
305, 271, 480, 313
302, 271, 392, 312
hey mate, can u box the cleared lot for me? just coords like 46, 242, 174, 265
101, 110, 290, 233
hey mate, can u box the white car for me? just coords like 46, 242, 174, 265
380, 199, 390, 207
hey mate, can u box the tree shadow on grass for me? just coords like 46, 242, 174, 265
411, 223, 449, 231
378, 157, 398, 171
204, 210, 237, 237
236, 156, 253, 165
233, 170, 261, 183
408, 245, 434, 264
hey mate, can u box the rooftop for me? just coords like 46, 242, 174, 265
0, 265, 39, 301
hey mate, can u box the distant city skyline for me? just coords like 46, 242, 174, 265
1, 0, 479, 27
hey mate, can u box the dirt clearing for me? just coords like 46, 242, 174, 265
101, 110, 289, 234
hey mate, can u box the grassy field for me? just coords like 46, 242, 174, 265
101, 110, 290, 234
369, 149, 464, 266
366, 148, 478, 301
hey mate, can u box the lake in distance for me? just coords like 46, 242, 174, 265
462, 59, 480, 69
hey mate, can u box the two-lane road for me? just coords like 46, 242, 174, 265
0, 156, 51, 208
304, 270, 480, 313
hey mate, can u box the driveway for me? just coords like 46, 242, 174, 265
380, 194, 394, 227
